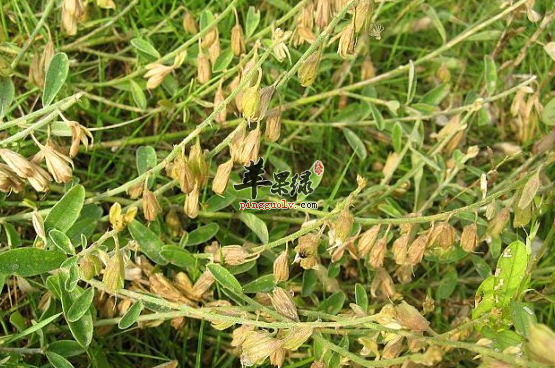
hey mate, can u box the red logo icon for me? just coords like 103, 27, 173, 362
313, 160, 324, 176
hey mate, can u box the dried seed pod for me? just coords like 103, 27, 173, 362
61, 0, 84, 36
240, 124, 261, 165
38, 142, 74, 184
184, 183, 200, 219
241, 69, 262, 120
371, 267, 395, 299
254, 85, 276, 122
142, 187, 161, 222
212, 159, 233, 195
103, 248, 125, 292
201, 24, 218, 48
394, 264, 413, 284
231, 21, 245, 56
294, 234, 320, 269
361, 56, 376, 80
127, 183, 144, 199
240, 330, 283, 366
394, 301, 430, 332
281, 325, 313, 350
315, 0, 332, 29
230, 123, 246, 163
0, 148, 39, 178
392, 234, 409, 265
270, 347, 285, 368
382, 336, 404, 360
192, 270, 215, 299
67, 120, 93, 158
298, 51, 322, 87
333, 208, 354, 245
149, 273, 192, 304
32, 211, 46, 242
518, 171, 540, 210
188, 141, 209, 187
182, 12, 198, 34
436, 63, 451, 83
337, 23, 355, 59
273, 247, 289, 282
214, 82, 226, 124
264, 108, 281, 142
173, 154, 195, 194
197, 46, 211, 84
144, 63, 173, 89
460, 223, 479, 252
353, 0, 373, 33
487, 207, 510, 239
368, 235, 387, 269
406, 234, 429, 265
270, 287, 299, 321
208, 30, 221, 65
358, 225, 381, 257
428, 222, 456, 249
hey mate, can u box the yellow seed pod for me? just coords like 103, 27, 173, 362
103, 248, 125, 292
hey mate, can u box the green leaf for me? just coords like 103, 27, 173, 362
317, 292, 345, 315
301, 269, 317, 297
212, 49, 234, 72
130, 38, 160, 59
119, 301, 144, 329
423, 5, 446, 43
495, 241, 528, 307
185, 223, 219, 246
473, 275, 495, 319
199, 9, 215, 30
46, 351, 74, 368
128, 220, 168, 265
42, 53, 69, 106
45, 185, 85, 232
58, 277, 93, 348
484, 56, 497, 95
129, 80, 147, 109
49, 229, 75, 255
420, 83, 450, 106
66, 288, 94, 323
343, 128, 367, 160
437, 268, 458, 300
205, 193, 236, 212
3, 312, 62, 344
207, 263, 242, 293
471, 254, 491, 279
245, 7, 260, 37
370, 103, 385, 131
136, 146, 157, 188
0, 76, 15, 119
355, 283, 368, 311
238, 213, 269, 244
160, 245, 196, 268
392, 123, 403, 153
0, 248, 66, 276
243, 274, 276, 293
406, 60, 416, 105
541, 96, 555, 126
511, 301, 536, 337
47, 340, 85, 357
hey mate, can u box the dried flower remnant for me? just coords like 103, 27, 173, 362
182, 11, 198, 34
394, 301, 431, 332
184, 183, 200, 219
294, 233, 320, 269
264, 107, 282, 142
61, 0, 84, 36
298, 50, 322, 87
281, 325, 313, 350
406, 234, 429, 266
337, 23, 355, 59
197, 45, 211, 84
527, 323, 555, 366
212, 159, 233, 195
142, 187, 162, 222
273, 246, 289, 282
368, 235, 387, 269
240, 330, 283, 366
36, 142, 74, 184
239, 124, 262, 165
0, 163, 24, 193
270, 287, 299, 321
241, 69, 262, 121
231, 14, 245, 56
144, 63, 173, 90
272, 28, 292, 63
103, 247, 125, 292
461, 223, 479, 252
353, 0, 373, 33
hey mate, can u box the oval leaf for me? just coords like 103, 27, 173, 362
43, 53, 69, 106
66, 288, 94, 323
128, 220, 168, 265
0, 76, 15, 119
206, 263, 242, 293
0, 248, 66, 276
46, 351, 74, 368
541, 96, 555, 126
160, 245, 196, 268
130, 80, 147, 109
238, 213, 269, 244
119, 300, 144, 329
45, 185, 85, 232
245, 7, 260, 37
242, 274, 276, 294
131, 38, 160, 59
343, 128, 367, 160
49, 229, 75, 255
